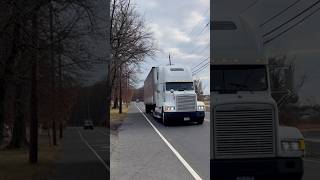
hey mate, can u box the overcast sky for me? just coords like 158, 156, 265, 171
213, 0, 320, 104
133, 0, 210, 94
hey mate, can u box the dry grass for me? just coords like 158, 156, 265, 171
0, 133, 59, 180
110, 106, 129, 130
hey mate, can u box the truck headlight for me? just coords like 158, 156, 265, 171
164, 106, 175, 111
281, 140, 305, 151
197, 105, 205, 111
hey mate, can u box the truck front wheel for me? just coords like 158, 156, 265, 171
197, 118, 204, 125
145, 105, 150, 113
162, 111, 169, 126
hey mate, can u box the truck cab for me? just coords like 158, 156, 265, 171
144, 65, 206, 125
211, 17, 304, 179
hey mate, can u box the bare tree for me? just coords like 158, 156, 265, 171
0, 0, 110, 165
194, 79, 204, 101
107, 0, 156, 118
269, 55, 307, 107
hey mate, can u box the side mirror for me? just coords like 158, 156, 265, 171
170, 89, 174, 93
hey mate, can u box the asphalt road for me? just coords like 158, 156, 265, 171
50, 104, 320, 180
49, 127, 109, 180
111, 102, 210, 180
137, 102, 211, 179
302, 131, 320, 180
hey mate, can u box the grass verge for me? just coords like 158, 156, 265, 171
305, 141, 320, 159
0, 132, 59, 180
110, 106, 129, 130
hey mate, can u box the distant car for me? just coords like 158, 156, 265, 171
136, 99, 139, 102
83, 120, 94, 130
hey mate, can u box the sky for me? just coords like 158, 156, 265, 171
213, 0, 320, 104
132, 0, 210, 94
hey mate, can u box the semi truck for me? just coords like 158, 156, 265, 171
144, 65, 206, 125
211, 17, 305, 179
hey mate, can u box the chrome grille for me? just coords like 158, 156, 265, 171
214, 105, 274, 159
176, 95, 196, 112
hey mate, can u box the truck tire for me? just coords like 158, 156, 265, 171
197, 118, 204, 125
162, 111, 169, 126
145, 105, 150, 113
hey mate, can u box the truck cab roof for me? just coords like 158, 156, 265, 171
211, 16, 265, 65
150, 65, 194, 83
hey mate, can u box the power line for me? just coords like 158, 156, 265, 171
260, 0, 302, 27
186, 25, 210, 57
192, 61, 209, 75
240, 0, 259, 14
190, 22, 209, 40
264, 5, 320, 45
187, 8, 209, 37
192, 63, 209, 76
189, 43, 210, 58
263, 0, 320, 37
192, 56, 210, 70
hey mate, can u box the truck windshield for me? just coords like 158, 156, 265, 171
166, 82, 194, 91
211, 65, 268, 92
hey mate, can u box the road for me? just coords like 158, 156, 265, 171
137, 102, 211, 179
111, 102, 320, 180
50, 103, 320, 180
49, 127, 109, 180
111, 102, 210, 180
302, 131, 320, 180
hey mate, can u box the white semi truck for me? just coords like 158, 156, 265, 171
211, 18, 305, 179
144, 65, 206, 125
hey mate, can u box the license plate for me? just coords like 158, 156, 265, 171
184, 117, 190, 121
236, 177, 254, 180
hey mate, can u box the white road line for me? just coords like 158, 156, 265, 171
135, 104, 202, 180
78, 130, 110, 172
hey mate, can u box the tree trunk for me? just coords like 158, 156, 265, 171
0, 82, 5, 145
119, 66, 122, 114
9, 83, 27, 149
106, 63, 111, 128
49, 3, 57, 146
113, 97, 118, 109
0, 9, 20, 146
58, 47, 63, 139
29, 9, 39, 164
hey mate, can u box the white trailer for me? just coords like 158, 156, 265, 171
211, 17, 304, 179
144, 65, 206, 125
